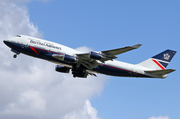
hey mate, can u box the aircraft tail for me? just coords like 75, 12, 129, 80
137, 49, 177, 70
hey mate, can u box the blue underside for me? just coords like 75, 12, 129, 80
5, 41, 150, 78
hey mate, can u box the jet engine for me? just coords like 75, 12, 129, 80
63, 54, 77, 63
54, 54, 77, 63
89, 51, 102, 60
55, 65, 70, 73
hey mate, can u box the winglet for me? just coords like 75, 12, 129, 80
132, 44, 142, 49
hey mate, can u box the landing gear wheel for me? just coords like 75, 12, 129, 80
13, 54, 17, 58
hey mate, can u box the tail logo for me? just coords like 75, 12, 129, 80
164, 53, 170, 60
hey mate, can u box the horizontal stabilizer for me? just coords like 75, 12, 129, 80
145, 69, 176, 75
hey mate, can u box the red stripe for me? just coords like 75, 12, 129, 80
152, 59, 165, 70
30, 46, 39, 54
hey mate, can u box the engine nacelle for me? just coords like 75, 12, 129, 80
56, 54, 77, 63
64, 54, 77, 63
89, 51, 102, 60
55, 65, 70, 73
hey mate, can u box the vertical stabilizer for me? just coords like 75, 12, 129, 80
137, 49, 176, 70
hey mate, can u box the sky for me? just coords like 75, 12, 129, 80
0, 0, 180, 119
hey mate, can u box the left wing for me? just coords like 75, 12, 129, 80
51, 44, 141, 70
101, 44, 142, 56
75, 44, 142, 69
77, 44, 142, 62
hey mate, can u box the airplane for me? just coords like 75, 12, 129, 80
3, 35, 177, 78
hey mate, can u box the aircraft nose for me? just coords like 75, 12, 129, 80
3, 40, 11, 47
3, 40, 8, 45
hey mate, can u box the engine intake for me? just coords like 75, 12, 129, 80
55, 54, 77, 63
55, 65, 70, 73
89, 51, 102, 60
64, 54, 77, 63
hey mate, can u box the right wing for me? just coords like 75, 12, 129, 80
101, 44, 142, 56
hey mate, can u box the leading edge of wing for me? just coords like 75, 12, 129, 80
101, 44, 142, 56
76, 44, 142, 56
76, 44, 142, 62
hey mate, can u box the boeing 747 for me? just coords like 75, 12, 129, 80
3, 35, 177, 78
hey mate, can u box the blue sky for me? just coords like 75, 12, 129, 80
1, 0, 180, 119
26, 1, 180, 119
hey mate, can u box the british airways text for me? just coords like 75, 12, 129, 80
30, 39, 61, 50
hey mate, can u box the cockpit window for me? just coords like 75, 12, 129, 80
17, 35, 21, 37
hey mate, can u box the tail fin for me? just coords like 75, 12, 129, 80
137, 49, 177, 70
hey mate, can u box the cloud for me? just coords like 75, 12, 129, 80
0, 1, 41, 39
64, 100, 101, 119
148, 116, 170, 119
0, 1, 108, 119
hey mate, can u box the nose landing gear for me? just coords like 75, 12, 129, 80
13, 54, 17, 58
11, 49, 20, 58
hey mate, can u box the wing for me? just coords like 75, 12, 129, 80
77, 44, 142, 61
75, 44, 142, 69
101, 44, 142, 56
51, 44, 141, 70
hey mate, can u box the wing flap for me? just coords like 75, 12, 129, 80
145, 69, 176, 75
